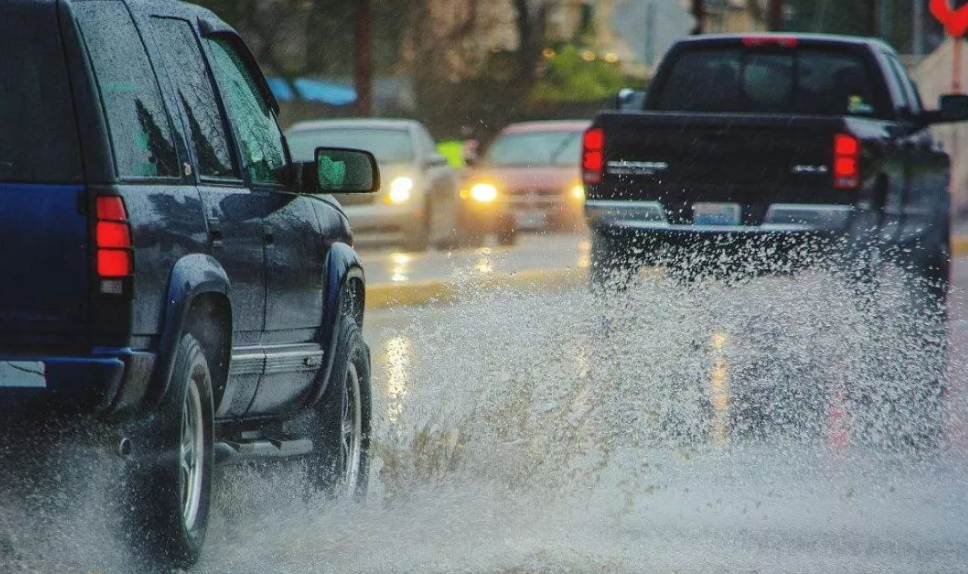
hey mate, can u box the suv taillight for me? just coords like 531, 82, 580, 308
96, 196, 132, 292
582, 127, 605, 185
833, 134, 860, 190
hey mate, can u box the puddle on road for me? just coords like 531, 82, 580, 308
2, 265, 968, 573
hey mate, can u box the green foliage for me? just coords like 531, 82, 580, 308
530, 45, 629, 103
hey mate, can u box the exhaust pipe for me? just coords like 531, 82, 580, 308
117, 436, 133, 458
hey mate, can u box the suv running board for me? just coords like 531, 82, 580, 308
214, 432, 313, 465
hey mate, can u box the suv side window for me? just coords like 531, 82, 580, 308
150, 18, 238, 180
74, 1, 178, 179
206, 38, 288, 186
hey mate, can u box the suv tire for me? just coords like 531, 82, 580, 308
125, 333, 214, 568
303, 317, 371, 498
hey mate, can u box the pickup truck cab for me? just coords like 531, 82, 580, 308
585, 34, 968, 294
0, 0, 378, 567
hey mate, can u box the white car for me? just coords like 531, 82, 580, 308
288, 119, 462, 251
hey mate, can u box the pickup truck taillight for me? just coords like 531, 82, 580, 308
96, 196, 133, 293
833, 134, 860, 190
582, 127, 605, 185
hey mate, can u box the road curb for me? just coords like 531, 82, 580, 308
367, 235, 968, 310
954, 235, 968, 257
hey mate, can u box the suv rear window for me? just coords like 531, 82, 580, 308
652, 46, 887, 118
0, 1, 83, 183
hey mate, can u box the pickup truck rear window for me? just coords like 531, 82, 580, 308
0, 2, 83, 183
652, 47, 887, 118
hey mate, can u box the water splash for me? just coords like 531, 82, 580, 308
2, 258, 967, 573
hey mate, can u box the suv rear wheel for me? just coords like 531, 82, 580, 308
125, 333, 214, 568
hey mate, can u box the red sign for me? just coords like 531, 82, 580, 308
931, 0, 968, 37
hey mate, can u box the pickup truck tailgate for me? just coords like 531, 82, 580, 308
597, 112, 858, 224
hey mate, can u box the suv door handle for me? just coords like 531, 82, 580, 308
207, 217, 223, 245
263, 224, 274, 247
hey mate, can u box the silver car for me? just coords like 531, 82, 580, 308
287, 119, 461, 251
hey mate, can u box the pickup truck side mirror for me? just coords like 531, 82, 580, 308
299, 147, 380, 194
925, 94, 968, 124
615, 88, 647, 111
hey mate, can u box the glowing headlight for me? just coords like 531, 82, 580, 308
386, 176, 414, 205
570, 184, 585, 201
469, 183, 498, 203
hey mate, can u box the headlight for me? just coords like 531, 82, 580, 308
384, 176, 414, 205
570, 184, 585, 201
469, 183, 498, 203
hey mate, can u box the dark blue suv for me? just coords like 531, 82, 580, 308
0, 0, 378, 567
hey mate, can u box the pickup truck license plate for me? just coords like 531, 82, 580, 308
693, 203, 741, 226
0, 361, 47, 388
515, 210, 547, 229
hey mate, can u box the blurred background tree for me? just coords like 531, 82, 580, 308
192, 0, 951, 142
192, 0, 632, 142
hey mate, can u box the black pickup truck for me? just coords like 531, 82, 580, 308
584, 34, 968, 295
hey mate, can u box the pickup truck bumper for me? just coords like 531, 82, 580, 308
0, 349, 155, 416
585, 200, 854, 236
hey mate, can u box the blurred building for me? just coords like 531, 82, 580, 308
604, 0, 766, 75
606, 0, 692, 73
704, 0, 768, 34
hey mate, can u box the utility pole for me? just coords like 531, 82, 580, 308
866, 0, 878, 37
353, 0, 372, 116
912, 0, 925, 57
767, 0, 784, 31
879, 0, 893, 40
691, 0, 705, 35
645, 1, 656, 67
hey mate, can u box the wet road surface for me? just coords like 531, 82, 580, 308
358, 232, 588, 285
2, 245, 968, 573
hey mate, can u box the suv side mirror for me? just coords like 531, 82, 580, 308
301, 147, 380, 194
925, 94, 968, 124
616, 88, 647, 111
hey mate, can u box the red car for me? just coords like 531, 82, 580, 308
464, 120, 590, 232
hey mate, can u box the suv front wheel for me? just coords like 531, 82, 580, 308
301, 317, 371, 498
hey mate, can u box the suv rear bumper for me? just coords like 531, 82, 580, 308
585, 200, 854, 235
0, 348, 155, 415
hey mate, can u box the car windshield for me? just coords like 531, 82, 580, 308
484, 131, 583, 166
288, 128, 415, 163
8, 2, 968, 574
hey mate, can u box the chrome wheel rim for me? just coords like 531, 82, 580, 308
340, 362, 363, 495
180, 376, 205, 530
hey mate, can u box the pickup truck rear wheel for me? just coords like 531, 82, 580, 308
125, 333, 214, 568
590, 231, 636, 291
303, 317, 371, 499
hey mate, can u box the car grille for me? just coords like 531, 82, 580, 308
505, 188, 564, 209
